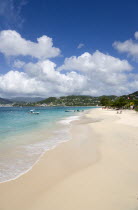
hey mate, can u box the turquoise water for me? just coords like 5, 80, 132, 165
0, 106, 96, 182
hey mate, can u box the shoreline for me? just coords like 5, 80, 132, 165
0, 109, 88, 183
0, 108, 138, 210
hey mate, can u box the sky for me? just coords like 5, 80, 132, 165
0, 0, 138, 98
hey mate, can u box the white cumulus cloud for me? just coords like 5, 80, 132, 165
0, 70, 46, 97
113, 32, 138, 59
0, 30, 60, 59
56, 51, 136, 96
0, 60, 89, 98
0, 30, 137, 98
0, 51, 136, 98
58, 50, 132, 72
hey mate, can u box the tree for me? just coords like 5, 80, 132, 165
100, 96, 112, 106
112, 97, 127, 108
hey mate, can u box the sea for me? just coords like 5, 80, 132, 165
0, 106, 96, 183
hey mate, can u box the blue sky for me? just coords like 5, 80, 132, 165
0, 0, 138, 97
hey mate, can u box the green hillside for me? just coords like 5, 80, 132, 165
39, 95, 101, 106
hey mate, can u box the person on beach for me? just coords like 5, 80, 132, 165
117, 109, 122, 114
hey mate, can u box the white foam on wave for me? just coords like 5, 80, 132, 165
59, 115, 81, 125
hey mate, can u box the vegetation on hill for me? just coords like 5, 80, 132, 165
39, 95, 101, 106
100, 92, 138, 111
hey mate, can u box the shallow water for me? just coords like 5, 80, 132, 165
0, 106, 96, 182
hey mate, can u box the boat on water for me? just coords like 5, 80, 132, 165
65, 110, 74, 112
32, 112, 40, 114
29, 109, 40, 114
30, 109, 34, 112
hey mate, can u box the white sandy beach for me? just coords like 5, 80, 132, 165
0, 108, 138, 210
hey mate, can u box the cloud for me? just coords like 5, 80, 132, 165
56, 51, 135, 96
0, 70, 46, 97
134, 32, 138, 40
0, 0, 27, 28
0, 30, 61, 59
23, 60, 88, 96
113, 32, 138, 59
0, 60, 88, 97
0, 29, 137, 98
77, 43, 85, 49
0, 51, 136, 98
58, 50, 132, 72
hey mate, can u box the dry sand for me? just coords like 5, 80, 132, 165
0, 108, 138, 210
